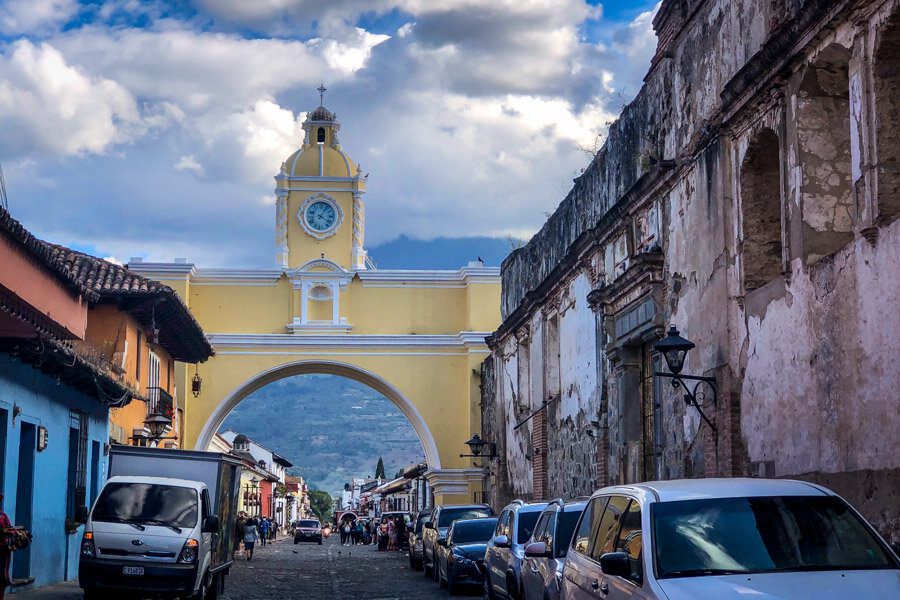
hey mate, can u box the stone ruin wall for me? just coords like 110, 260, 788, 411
484, 0, 900, 546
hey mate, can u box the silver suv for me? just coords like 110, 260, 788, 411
483, 499, 548, 599
560, 479, 899, 600
522, 498, 587, 600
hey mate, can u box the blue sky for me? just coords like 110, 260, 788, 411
0, 0, 659, 267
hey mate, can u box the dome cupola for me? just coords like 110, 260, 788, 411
279, 84, 358, 178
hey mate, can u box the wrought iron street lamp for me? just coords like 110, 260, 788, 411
653, 325, 719, 432
191, 365, 202, 398
460, 434, 498, 459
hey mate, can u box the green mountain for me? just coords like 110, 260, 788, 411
219, 375, 425, 495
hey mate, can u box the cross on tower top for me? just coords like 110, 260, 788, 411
317, 83, 327, 106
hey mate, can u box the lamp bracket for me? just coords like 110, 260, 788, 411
653, 372, 718, 433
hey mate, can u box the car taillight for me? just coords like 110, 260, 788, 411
178, 538, 199, 564
81, 532, 96, 558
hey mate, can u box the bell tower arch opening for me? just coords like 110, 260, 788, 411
195, 360, 442, 471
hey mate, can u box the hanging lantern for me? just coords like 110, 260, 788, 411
191, 365, 202, 398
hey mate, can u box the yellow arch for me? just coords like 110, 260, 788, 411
194, 359, 441, 469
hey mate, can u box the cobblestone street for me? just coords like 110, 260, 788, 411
12, 536, 466, 600
222, 536, 462, 600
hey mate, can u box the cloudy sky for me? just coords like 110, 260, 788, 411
0, 0, 659, 267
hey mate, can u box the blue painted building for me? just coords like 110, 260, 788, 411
0, 354, 110, 590
0, 206, 212, 594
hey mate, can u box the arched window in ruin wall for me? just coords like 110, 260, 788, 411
740, 128, 783, 291
796, 44, 853, 262
874, 9, 900, 222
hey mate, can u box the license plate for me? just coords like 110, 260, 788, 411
122, 566, 145, 576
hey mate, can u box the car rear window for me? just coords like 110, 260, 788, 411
452, 519, 498, 544
652, 495, 898, 578
555, 509, 584, 557
439, 507, 493, 527
516, 511, 541, 544
415, 513, 429, 534
93, 482, 198, 528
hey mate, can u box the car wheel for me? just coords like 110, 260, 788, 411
432, 554, 441, 582
423, 553, 433, 577
447, 572, 461, 596
189, 571, 210, 600
483, 576, 494, 600
439, 560, 448, 588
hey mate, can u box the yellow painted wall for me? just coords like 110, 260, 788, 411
132, 107, 502, 502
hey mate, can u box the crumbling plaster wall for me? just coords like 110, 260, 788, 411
486, 0, 899, 541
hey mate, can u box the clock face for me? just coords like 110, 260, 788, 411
305, 201, 337, 232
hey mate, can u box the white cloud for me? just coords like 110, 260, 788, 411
0, 0, 78, 35
0, 41, 142, 159
175, 155, 205, 176
0, 0, 661, 265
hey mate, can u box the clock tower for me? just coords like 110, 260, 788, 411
274, 89, 368, 271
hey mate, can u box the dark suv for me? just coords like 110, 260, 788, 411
483, 499, 548, 599
293, 518, 323, 545
423, 504, 494, 580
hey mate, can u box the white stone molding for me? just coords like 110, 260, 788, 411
298, 193, 344, 240
351, 191, 367, 271
275, 191, 289, 268
195, 359, 442, 470
423, 469, 484, 496
358, 266, 501, 288
207, 332, 494, 350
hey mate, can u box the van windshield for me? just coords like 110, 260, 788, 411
93, 482, 198, 529
298, 520, 319, 528
652, 496, 897, 578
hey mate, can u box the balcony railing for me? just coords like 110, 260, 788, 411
146, 386, 174, 418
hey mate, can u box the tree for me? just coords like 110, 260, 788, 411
375, 457, 386, 479
308, 490, 334, 523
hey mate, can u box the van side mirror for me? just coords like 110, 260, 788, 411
74, 505, 89, 524
202, 515, 220, 533
524, 541, 550, 558
493, 535, 511, 548
599, 552, 631, 578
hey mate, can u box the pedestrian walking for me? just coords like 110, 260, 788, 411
341, 521, 351, 546
243, 517, 260, 561
386, 518, 396, 551
259, 517, 270, 546
234, 511, 248, 558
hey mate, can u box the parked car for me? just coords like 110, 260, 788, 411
560, 478, 900, 600
409, 512, 432, 570
423, 504, 495, 579
293, 518, 323, 545
437, 517, 498, 594
522, 498, 587, 600
484, 499, 548, 599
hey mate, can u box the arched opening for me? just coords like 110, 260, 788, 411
740, 128, 783, 290
195, 360, 440, 470
874, 9, 900, 222
796, 44, 853, 262
317, 127, 326, 143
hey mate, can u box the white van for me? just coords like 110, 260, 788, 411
79, 475, 220, 600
